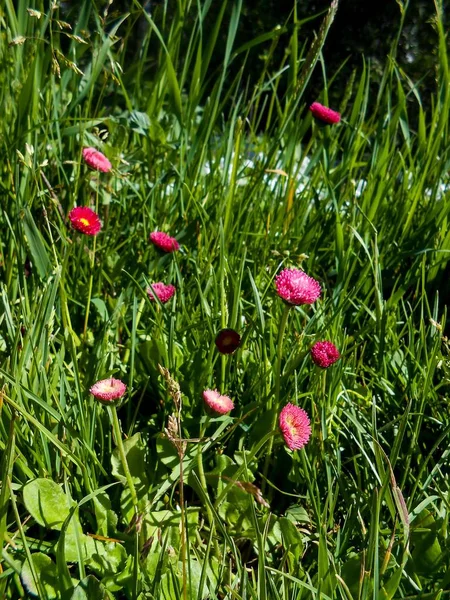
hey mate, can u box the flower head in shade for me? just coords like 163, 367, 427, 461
147, 282, 176, 304
215, 328, 241, 355
275, 268, 321, 306
149, 231, 180, 253
309, 102, 341, 125
82, 147, 112, 173
279, 403, 311, 450
203, 389, 234, 415
90, 378, 127, 405
310, 341, 340, 368
69, 206, 101, 236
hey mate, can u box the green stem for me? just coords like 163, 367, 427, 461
83, 234, 96, 338
196, 419, 221, 556
299, 449, 321, 526
262, 303, 291, 488
109, 405, 138, 512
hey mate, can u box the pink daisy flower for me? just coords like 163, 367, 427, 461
90, 378, 127, 404
82, 147, 112, 173
309, 102, 341, 125
275, 268, 321, 306
149, 231, 180, 253
147, 282, 176, 304
215, 328, 241, 355
69, 206, 101, 236
310, 341, 340, 368
279, 403, 311, 450
203, 389, 234, 415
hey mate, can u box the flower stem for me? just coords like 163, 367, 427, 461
197, 419, 221, 557
109, 405, 138, 512
83, 234, 96, 338
262, 303, 291, 489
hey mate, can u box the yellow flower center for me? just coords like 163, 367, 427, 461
79, 218, 90, 226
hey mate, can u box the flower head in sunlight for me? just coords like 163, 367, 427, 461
310, 341, 340, 368
90, 378, 126, 404
275, 268, 321, 306
69, 206, 101, 236
215, 328, 241, 355
82, 147, 112, 173
203, 389, 234, 415
309, 102, 341, 125
146, 282, 176, 304
279, 403, 311, 450
149, 231, 180, 252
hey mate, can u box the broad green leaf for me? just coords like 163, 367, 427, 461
23, 478, 71, 530
69, 575, 112, 600
21, 553, 59, 599
22, 209, 51, 279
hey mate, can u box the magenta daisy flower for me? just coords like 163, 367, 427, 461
90, 378, 127, 404
149, 231, 180, 253
203, 389, 234, 415
147, 282, 176, 304
310, 341, 340, 368
82, 147, 112, 173
69, 206, 102, 236
215, 328, 241, 355
279, 403, 311, 450
309, 102, 341, 125
275, 268, 321, 306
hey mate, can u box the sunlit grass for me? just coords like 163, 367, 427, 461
0, 1, 449, 598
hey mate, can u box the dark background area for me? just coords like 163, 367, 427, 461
78, 0, 448, 112
230, 0, 444, 108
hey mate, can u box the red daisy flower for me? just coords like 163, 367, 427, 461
149, 231, 180, 252
275, 268, 321, 306
309, 102, 341, 125
147, 282, 176, 304
69, 206, 101, 236
203, 389, 234, 415
82, 147, 112, 173
310, 341, 340, 368
90, 378, 127, 405
279, 403, 311, 450
215, 328, 241, 354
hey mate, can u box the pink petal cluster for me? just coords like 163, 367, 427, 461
215, 328, 241, 355
69, 206, 102, 236
149, 231, 180, 252
203, 389, 234, 415
279, 403, 311, 450
309, 102, 341, 125
90, 378, 127, 404
310, 341, 340, 368
147, 282, 176, 304
82, 147, 112, 173
275, 268, 321, 306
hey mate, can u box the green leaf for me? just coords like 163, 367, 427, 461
21, 553, 59, 599
22, 208, 51, 279
111, 432, 147, 483
23, 478, 71, 530
69, 575, 112, 600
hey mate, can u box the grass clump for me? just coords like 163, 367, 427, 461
0, 1, 449, 598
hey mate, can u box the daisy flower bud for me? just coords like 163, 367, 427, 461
147, 282, 176, 304
149, 231, 180, 253
215, 328, 241, 355
310, 341, 340, 368
203, 389, 234, 415
309, 102, 341, 125
82, 147, 112, 173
